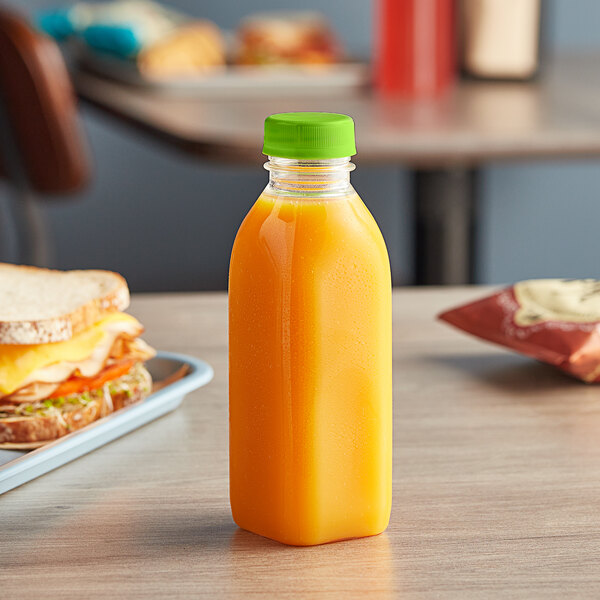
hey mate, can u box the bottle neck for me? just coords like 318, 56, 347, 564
264, 156, 355, 196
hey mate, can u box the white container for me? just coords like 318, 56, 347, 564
461, 0, 541, 80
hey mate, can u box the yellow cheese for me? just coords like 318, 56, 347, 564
0, 313, 141, 395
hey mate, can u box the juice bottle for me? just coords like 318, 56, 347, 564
229, 113, 392, 546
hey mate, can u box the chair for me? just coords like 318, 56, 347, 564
0, 7, 90, 266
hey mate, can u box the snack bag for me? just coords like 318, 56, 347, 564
438, 279, 600, 383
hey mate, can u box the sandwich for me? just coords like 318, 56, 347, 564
0, 264, 156, 445
235, 12, 343, 66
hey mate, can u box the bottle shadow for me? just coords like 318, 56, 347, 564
134, 510, 238, 552
130, 514, 396, 596
224, 528, 396, 598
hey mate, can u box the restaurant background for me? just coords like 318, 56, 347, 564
3, 0, 600, 291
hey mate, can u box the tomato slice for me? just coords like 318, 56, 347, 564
48, 360, 137, 399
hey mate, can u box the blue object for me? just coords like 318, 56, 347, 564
83, 23, 143, 57
0, 351, 214, 495
35, 8, 77, 41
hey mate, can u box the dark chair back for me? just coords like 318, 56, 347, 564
0, 8, 90, 265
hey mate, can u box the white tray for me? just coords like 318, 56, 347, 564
0, 351, 213, 495
76, 46, 370, 96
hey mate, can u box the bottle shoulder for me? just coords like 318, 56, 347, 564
234, 188, 386, 251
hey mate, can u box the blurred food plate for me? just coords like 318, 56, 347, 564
75, 46, 370, 96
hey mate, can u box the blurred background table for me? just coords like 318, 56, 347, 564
74, 54, 600, 285
3, 287, 600, 597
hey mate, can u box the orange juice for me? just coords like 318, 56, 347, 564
229, 113, 392, 546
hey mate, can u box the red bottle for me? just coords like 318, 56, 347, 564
375, 0, 456, 97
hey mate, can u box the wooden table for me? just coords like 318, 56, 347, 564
75, 55, 600, 285
4, 288, 600, 598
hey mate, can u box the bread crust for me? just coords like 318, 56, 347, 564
0, 264, 129, 344
0, 381, 148, 443
0, 397, 105, 443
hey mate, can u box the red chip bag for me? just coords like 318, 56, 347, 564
438, 279, 600, 383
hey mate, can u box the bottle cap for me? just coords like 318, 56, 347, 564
263, 112, 357, 159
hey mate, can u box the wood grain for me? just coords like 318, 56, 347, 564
75, 54, 600, 167
3, 288, 600, 598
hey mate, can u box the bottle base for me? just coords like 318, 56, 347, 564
233, 518, 389, 547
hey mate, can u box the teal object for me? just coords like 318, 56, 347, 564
83, 24, 143, 58
35, 8, 76, 40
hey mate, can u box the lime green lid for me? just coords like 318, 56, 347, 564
263, 112, 357, 159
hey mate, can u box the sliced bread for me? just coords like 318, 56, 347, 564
0, 263, 129, 345
0, 395, 108, 444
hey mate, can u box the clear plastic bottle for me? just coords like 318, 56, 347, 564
229, 113, 392, 546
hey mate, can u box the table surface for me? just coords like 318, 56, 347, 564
4, 289, 600, 597
75, 54, 600, 166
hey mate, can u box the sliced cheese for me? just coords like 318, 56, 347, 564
0, 313, 142, 396
6, 338, 155, 403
